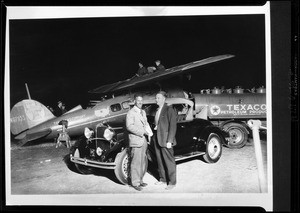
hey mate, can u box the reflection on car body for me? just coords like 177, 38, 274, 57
69, 97, 228, 184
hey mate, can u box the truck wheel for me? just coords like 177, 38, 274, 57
203, 133, 222, 163
223, 123, 248, 149
114, 148, 148, 185
73, 148, 94, 174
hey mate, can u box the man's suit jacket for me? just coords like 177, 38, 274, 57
126, 106, 151, 148
156, 64, 165, 72
156, 103, 177, 148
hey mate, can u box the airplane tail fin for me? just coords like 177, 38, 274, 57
10, 99, 55, 135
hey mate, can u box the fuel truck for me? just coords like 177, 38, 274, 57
191, 86, 266, 149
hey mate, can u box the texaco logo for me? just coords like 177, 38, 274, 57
210, 105, 221, 115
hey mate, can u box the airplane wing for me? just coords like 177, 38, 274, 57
89, 75, 139, 94
89, 54, 234, 94
89, 80, 127, 94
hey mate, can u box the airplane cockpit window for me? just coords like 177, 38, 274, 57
110, 103, 122, 112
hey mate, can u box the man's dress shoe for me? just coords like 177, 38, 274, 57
140, 182, 148, 187
132, 185, 143, 191
154, 181, 166, 185
165, 184, 176, 190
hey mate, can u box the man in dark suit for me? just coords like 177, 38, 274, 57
153, 91, 177, 190
137, 62, 148, 76
126, 93, 153, 191
55, 101, 67, 117
154, 60, 166, 72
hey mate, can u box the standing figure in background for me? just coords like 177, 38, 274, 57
61, 103, 67, 114
55, 101, 67, 117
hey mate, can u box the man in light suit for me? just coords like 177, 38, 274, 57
153, 91, 177, 190
126, 93, 153, 191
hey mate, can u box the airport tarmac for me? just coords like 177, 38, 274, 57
8, 137, 268, 196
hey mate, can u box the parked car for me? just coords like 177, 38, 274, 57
69, 98, 229, 184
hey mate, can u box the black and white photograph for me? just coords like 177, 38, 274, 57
4, 4, 276, 210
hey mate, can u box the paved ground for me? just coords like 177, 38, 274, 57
9, 136, 268, 195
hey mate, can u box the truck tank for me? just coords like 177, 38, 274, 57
193, 87, 266, 149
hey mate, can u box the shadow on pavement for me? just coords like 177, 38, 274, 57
63, 154, 81, 174
63, 154, 160, 185
63, 153, 121, 183
147, 161, 160, 181
176, 155, 205, 165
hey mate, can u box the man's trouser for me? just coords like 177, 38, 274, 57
153, 132, 176, 185
130, 140, 148, 186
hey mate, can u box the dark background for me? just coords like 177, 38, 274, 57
9, 14, 266, 109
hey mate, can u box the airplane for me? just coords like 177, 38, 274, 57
10, 54, 235, 147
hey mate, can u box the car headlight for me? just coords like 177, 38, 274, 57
84, 127, 94, 139
96, 147, 103, 156
103, 128, 114, 141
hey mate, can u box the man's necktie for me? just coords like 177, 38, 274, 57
140, 109, 145, 125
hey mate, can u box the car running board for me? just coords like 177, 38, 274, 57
174, 151, 206, 162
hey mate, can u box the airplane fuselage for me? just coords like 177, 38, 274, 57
16, 95, 133, 143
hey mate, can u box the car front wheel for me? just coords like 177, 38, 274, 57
114, 148, 148, 185
203, 133, 222, 163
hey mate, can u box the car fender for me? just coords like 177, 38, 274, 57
69, 135, 87, 154
197, 126, 228, 146
102, 139, 126, 161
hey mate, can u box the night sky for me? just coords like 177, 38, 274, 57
9, 14, 266, 110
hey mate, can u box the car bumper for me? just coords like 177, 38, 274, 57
70, 154, 116, 169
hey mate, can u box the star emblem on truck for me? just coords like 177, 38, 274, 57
210, 105, 221, 115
